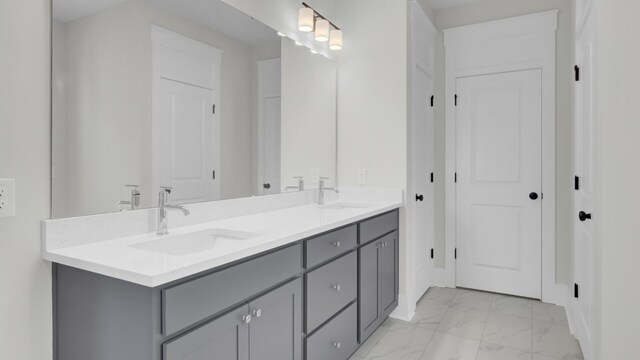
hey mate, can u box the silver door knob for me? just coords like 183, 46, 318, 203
331, 284, 341, 292
332, 241, 341, 248
241, 314, 252, 324
332, 341, 342, 349
252, 309, 262, 318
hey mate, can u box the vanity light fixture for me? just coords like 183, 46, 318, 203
298, 2, 342, 50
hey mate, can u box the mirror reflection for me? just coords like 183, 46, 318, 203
52, 0, 337, 218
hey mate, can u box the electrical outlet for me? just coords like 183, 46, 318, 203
357, 169, 367, 185
0, 179, 15, 218
310, 168, 320, 182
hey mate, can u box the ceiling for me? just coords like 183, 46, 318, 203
53, 0, 278, 46
429, 0, 482, 10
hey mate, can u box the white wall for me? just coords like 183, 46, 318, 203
432, 0, 575, 284
281, 40, 337, 189
56, 0, 256, 217
0, 1, 53, 360
593, 0, 640, 358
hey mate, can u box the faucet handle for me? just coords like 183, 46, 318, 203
126, 184, 140, 193
160, 186, 173, 194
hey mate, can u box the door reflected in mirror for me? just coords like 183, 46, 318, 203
51, 0, 337, 218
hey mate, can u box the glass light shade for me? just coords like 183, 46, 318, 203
329, 29, 343, 50
298, 8, 314, 32
315, 19, 330, 42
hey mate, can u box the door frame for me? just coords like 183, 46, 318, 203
151, 25, 222, 200
443, 11, 560, 304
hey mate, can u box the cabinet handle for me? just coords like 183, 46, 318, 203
241, 314, 252, 324
331, 284, 342, 292
252, 308, 262, 318
332, 341, 342, 349
332, 241, 341, 248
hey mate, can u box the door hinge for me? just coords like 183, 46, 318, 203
454, 94, 458, 106
574, 283, 579, 298
430, 248, 434, 259
454, 248, 457, 259
430, 172, 434, 183
574, 65, 580, 81
212, 170, 216, 179
212, 104, 216, 114
454, 172, 457, 183
575, 176, 580, 190
430, 95, 434, 107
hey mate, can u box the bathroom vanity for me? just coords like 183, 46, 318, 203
45, 190, 401, 360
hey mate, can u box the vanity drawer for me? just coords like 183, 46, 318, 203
359, 210, 398, 245
305, 251, 357, 332
305, 302, 358, 360
162, 244, 302, 336
305, 225, 357, 269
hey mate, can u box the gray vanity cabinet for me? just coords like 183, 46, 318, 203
53, 209, 400, 360
358, 231, 399, 343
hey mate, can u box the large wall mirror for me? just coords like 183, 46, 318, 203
52, 0, 338, 218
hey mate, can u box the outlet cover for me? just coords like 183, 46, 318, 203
357, 169, 367, 185
0, 179, 15, 218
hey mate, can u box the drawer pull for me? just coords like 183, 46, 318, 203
332, 241, 341, 248
252, 308, 262, 318
332, 341, 342, 349
331, 284, 342, 292
241, 314, 252, 324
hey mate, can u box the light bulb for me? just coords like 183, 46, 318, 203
315, 19, 329, 42
298, 7, 314, 32
329, 29, 343, 50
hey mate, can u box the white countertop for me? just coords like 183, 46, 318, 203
43, 191, 402, 287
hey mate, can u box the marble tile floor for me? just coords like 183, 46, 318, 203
350, 287, 583, 360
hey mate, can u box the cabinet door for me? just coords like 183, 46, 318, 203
378, 232, 398, 315
249, 279, 302, 360
163, 305, 249, 360
358, 240, 380, 342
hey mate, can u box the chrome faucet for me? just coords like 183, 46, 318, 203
117, 184, 141, 211
157, 186, 190, 235
318, 177, 338, 206
284, 176, 305, 192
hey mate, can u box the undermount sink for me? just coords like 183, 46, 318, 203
321, 202, 372, 210
129, 229, 260, 256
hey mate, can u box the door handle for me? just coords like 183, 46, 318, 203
263, 183, 271, 189
579, 211, 592, 221
416, 194, 424, 202
529, 192, 539, 200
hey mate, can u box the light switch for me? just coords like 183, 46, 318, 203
357, 169, 367, 185
0, 179, 15, 218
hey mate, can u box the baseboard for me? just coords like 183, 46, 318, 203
390, 294, 415, 322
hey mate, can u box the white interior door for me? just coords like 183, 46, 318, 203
411, 1, 436, 301
152, 26, 221, 203
257, 58, 281, 195
157, 79, 215, 204
456, 69, 542, 299
573, 10, 596, 360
